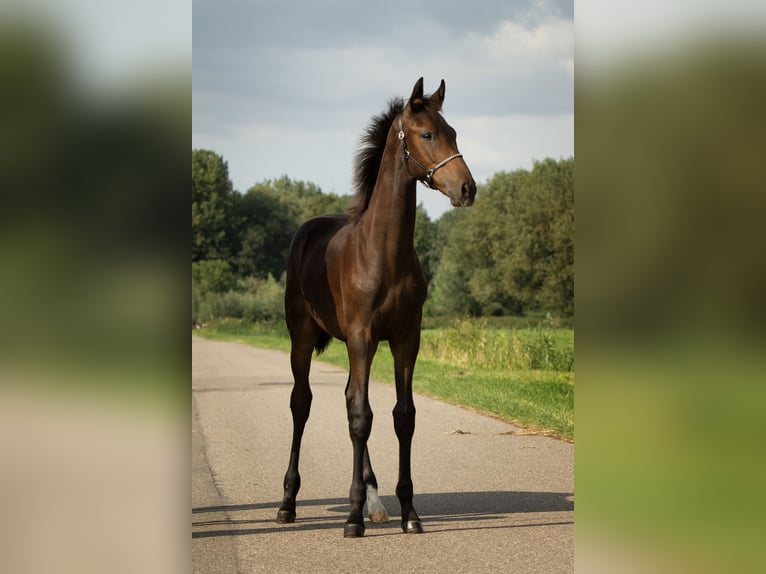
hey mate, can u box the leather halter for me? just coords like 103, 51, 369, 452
398, 113, 463, 189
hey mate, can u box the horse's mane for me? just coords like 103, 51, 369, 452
347, 97, 405, 222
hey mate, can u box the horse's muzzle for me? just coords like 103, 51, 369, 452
451, 180, 476, 207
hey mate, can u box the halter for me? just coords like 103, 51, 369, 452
398, 113, 463, 189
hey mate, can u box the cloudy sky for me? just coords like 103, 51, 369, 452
193, 0, 574, 219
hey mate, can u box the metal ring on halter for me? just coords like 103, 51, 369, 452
398, 112, 462, 189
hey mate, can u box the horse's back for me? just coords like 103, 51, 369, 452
288, 214, 348, 271
289, 214, 348, 261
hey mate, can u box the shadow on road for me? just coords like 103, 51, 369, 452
192, 491, 573, 538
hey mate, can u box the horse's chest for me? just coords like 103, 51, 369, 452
342, 270, 422, 306
374, 273, 427, 317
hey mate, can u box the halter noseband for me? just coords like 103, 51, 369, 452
398, 113, 463, 189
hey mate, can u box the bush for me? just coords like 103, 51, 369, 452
192, 272, 285, 324
192, 259, 236, 294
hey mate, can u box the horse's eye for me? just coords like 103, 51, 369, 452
421, 132, 433, 141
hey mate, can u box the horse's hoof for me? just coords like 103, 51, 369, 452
368, 509, 389, 523
276, 509, 296, 524
402, 519, 423, 534
343, 523, 365, 538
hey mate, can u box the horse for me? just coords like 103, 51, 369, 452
276, 78, 476, 538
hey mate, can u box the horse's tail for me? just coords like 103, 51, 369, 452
314, 330, 332, 356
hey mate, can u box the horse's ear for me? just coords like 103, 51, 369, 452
432, 79, 446, 110
409, 77, 425, 110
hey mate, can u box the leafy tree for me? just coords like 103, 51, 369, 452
414, 203, 438, 282
192, 149, 238, 262
429, 158, 574, 317
233, 186, 298, 279
428, 208, 483, 316
498, 158, 574, 315
431, 208, 465, 275
249, 175, 351, 223
192, 259, 236, 294
236, 175, 353, 277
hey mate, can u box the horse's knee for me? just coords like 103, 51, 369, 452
347, 404, 372, 441
289, 387, 312, 420
392, 404, 415, 438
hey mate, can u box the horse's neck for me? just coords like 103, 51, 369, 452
360, 141, 418, 268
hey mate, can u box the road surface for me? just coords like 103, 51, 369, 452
192, 336, 573, 573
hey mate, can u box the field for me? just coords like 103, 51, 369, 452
194, 317, 574, 441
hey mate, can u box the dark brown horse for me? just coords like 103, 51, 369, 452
276, 78, 476, 538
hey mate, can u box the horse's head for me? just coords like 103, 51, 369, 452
399, 78, 476, 207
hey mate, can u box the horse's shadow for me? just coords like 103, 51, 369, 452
192, 491, 573, 538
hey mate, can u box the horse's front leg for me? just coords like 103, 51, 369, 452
363, 446, 389, 523
391, 332, 424, 534
344, 375, 388, 524
343, 331, 378, 538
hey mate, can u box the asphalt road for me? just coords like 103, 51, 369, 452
192, 336, 573, 573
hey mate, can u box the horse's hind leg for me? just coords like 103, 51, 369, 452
276, 322, 318, 524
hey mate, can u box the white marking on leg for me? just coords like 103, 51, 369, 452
366, 484, 389, 523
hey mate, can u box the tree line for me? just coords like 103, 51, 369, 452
192, 149, 573, 323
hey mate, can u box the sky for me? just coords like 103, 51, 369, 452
192, 0, 574, 220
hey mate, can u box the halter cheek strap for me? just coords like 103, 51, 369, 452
398, 113, 463, 189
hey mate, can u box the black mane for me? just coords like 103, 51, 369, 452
347, 97, 405, 222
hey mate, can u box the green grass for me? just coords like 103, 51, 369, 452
421, 317, 574, 371
195, 319, 292, 351
194, 318, 574, 441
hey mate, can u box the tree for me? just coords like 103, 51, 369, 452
249, 175, 351, 222
428, 208, 484, 316
429, 158, 574, 317
192, 149, 238, 262
231, 175, 352, 280
191, 259, 236, 294
233, 186, 298, 279
414, 203, 438, 283
498, 159, 574, 315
